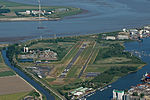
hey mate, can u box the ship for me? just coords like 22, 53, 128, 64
141, 72, 150, 82
37, 26, 46, 29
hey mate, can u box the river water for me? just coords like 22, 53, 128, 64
1, 50, 55, 100
1, 0, 150, 40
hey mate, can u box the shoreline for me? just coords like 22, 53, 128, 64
80, 64, 146, 99
79, 41, 147, 99
0, 0, 84, 23
0, 8, 87, 22
0, 17, 61, 22
0, 30, 95, 43
0, 36, 37, 43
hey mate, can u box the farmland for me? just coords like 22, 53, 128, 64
0, 92, 30, 100
0, 50, 34, 100
0, 76, 33, 95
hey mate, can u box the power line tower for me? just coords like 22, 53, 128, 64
38, 0, 42, 40
40, 35, 43, 40
38, 0, 41, 20
54, 34, 57, 39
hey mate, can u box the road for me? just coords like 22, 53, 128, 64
59, 44, 86, 78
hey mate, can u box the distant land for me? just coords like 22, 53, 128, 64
0, 0, 82, 21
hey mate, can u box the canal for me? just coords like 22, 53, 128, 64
1, 50, 55, 100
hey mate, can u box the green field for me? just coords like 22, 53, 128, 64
95, 57, 131, 64
0, 0, 29, 7
75, 42, 94, 65
85, 65, 111, 73
65, 41, 96, 78
55, 41, 82, 64
0, 52, 3, 63
0, 71, 15, 77
88, 47, 99, 64
30, 42, 75, 53
86, 64, 143, 73
0, 91, 30, 100
67, 65, 81, 78
46, 78, 56, 82
0, 52, 9, 68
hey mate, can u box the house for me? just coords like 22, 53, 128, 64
123, 28, 128, 32
0, 5, 3, 9
26, 10, 31, 15
47, 11, 52, 14
106, 36, 116, 40
18, 10, 31, 15
129, 29, 138, 35
118, 35, 129, 40
144, 25, 150, 30
32, 10, 44, 15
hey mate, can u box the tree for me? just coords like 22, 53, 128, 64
132, 92, 138, 96
140, 93, 144, 98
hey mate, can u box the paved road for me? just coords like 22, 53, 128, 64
59, 44, 86, 78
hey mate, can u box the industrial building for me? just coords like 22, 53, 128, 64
19, 48, 58, 62
113, 89, 124, 100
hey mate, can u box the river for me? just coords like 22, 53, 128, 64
87, 37, 150, 100
1, 50, 55, 100
1, 0, 150, 41
1, 0, 150, 100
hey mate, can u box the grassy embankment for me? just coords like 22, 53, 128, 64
0, 90, 41, 100
0, 52, 15, 77
0, 92, 30, 100
0, 0, 82, 19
